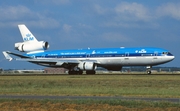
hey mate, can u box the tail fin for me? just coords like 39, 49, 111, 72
18, 24, 38, 42
15, 24, 49, 52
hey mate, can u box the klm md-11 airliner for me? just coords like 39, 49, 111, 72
3, 24, 174, 74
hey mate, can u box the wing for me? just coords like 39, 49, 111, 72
17, 58, 80, 66
17, 58, 99, 68
2, 51, 99, 68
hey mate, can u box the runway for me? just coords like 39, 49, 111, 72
0, 95, 179, 103
0, 73, 180, 76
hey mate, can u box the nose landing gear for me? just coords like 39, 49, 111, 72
147, 70, 151, 74
146, 66, 152, 74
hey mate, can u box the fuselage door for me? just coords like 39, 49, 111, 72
154, 51, 158, 59
31, 55, 36, 58
125, 52, 129, 57
86, 53, 90, 58
42, 54, 45, 58
124, 52, 129, 64
125, 52, 129, 60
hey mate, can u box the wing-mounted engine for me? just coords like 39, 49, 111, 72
78, 62, 97, 70
15, 41, 49, 52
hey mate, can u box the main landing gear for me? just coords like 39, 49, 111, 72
68, 70, 96, 75
146, 66, 152, 74
86, 70, 96, 75
68, 70, 83, 75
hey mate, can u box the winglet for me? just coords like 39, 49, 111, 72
2, 51, 13, 61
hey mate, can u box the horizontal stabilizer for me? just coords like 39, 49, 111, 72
2, 51, 13, 61
3, 51, 30, 59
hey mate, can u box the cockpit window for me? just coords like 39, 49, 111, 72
162, 52, 168, 54
162, 52, 173, 55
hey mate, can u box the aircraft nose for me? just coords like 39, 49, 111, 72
167, 52, 175, 61
168, 55, 175, 61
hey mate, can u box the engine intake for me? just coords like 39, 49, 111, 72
15, 41, 49, 52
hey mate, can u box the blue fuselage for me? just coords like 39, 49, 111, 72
25, 47, 174, 67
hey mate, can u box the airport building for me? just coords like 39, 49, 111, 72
44, 68, 68, 74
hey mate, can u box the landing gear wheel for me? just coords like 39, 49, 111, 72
78, 70, 83, 75
86, 70, 96, 75
147, 70, 151, 75
68, 70, 83, 75
68, 70, 75, 75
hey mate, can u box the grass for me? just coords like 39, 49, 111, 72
0, 75, 180, 98
0, 74, 180, 110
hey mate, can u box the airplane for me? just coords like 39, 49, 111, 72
2, 24, 175, 74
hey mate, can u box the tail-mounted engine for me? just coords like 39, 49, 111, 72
15, 41, 49, 52
78, 62, 97, 71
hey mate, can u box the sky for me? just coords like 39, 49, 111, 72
0, 0, 180, 69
